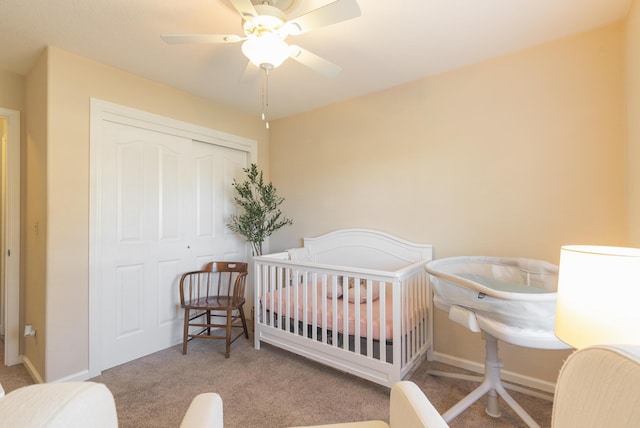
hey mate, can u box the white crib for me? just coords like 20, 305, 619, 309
253, 229, 433, 387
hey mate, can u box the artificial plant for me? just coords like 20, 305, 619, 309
227, 163, 293, 256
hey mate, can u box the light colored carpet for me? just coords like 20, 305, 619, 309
0, 336, 34, 393
1, 335, 553, 427
91, 337, 553, 427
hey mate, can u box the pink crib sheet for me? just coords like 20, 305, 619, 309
262, 283, 395, 340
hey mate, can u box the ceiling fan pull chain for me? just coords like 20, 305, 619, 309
261, 65, 270, 129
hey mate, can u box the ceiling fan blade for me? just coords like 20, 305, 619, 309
160, 34, 245, 44
285, 0, 361, 35
288, 45, 342, 78
229, 0, 259, 20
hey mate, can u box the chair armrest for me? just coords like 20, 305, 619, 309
180, 393, 224, 428
389, 382, 449, 428
552, 345, 640, 427
0, 382, 118, 427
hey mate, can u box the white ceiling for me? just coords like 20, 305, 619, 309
0, 0, 632, 119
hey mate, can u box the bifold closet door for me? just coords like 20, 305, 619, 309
99, 121, 246, 370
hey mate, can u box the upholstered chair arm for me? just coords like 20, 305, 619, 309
389, 381, 449, 428
180, 393, 224, 428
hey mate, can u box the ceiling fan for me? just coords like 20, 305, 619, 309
161, 0, 361, 77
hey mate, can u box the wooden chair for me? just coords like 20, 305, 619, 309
179, 261, 249, 358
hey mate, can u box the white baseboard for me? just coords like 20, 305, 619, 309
51, 369, 92, 383
431, 351, 557, 394
20, 355, 44, 384
21, 355, 94, 383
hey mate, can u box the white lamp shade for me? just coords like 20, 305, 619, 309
555, 245, 640, 349
241, 34, 290, 69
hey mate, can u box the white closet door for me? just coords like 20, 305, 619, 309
99, 121, 246, 370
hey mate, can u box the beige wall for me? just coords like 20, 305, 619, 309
0, 70, 25, 112
26, 46, 268, 381
24, 52, 48, 380
269, 23, 626, 382
628, 0, 640, 246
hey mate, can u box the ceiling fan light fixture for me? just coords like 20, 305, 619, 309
241, 33, 290, 69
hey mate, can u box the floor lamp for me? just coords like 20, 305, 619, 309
555, 245, 640, 348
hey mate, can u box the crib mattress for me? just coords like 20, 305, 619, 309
262, 283, 395, 340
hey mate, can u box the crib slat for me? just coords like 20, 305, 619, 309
309, 270, 316, 341
353, 276, 361, 356
406, 275, 413, 363
277, 266, 283, 329
379, 281, 387, 362
341, 281, 349, 351
268, 263, 273, 328
366, 279, 373, 359
314, 274, 328, 343
331, 275, 339, 348
393, 279, 402, 367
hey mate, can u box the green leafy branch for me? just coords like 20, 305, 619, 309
227, 164, 293, 255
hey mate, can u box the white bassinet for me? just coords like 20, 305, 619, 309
427, 256, 566, 342
425, 256, 570, 428
427, 256, 566, 348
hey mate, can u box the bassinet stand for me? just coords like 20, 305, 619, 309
425, 256, 571, 428
428, 318, 554, 428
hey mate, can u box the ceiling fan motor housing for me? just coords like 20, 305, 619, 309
243, 5, 288, 39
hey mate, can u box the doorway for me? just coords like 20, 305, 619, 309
0, 107, 21, 367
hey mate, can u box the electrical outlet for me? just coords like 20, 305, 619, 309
24, 324, 36, 337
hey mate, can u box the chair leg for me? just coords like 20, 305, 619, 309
239, 306, 249, 338
182, 308, 190, 355
225, 310, 233, 358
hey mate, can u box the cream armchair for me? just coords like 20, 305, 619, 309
291, 344, 640, 428
289, 381, 448, 428
0, 382, 118, 428
551, 344, 640, 427
0, 381, 223, 428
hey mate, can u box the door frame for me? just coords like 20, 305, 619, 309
1, 107, 21, 366
89, 99, 257, 378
